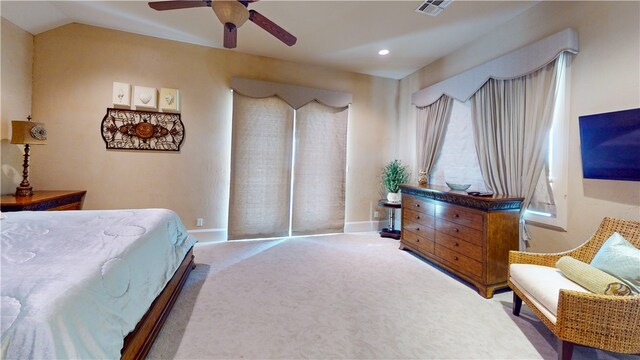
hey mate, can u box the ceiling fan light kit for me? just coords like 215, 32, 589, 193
148, 0, 297, 49
212, 0, 248, 28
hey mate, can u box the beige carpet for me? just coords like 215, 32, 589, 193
148, 233, 633, 359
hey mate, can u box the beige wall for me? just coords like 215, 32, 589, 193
398, 1, 640, 252
26, 24, 398, 230
6, 1, 639, 247
1, 18, 34, 194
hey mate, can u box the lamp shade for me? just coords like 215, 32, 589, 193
212, 0, 249, 27
11, 121, 47, 145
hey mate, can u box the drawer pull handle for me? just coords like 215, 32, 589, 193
416, 215, 420, 219
416, 227, 420, 231
415, 204, 420, 208
416, 239, 420, 242
453, 256, 459, 261
454, 214, 460, 218
454, 228, 459, 233
454, 242, 459, 247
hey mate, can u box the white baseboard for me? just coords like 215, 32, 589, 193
344, 220, 382, 233
188, 228, 227, 244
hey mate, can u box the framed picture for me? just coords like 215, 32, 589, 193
133, 86, 157, 109
159, 88, 180, 112
112, 82, 131, 107
101, 108, 185, 151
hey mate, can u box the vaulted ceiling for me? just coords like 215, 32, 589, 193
1, 1, 540, 79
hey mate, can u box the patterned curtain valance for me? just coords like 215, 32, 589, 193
411, 28, 579, 107
231, 77, 352, 110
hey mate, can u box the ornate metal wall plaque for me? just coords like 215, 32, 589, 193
101, 108, 185, 151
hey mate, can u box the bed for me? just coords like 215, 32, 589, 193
1, 209, 196, 359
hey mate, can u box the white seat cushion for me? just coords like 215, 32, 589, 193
510, 264, 590, 324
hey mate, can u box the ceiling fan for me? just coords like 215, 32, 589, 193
148, 0, 297, 49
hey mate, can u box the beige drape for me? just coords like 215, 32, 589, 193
292, 101, 349, 236
471, 53, 567, 249
228, 94, 294, 240
416, 95, 454, 177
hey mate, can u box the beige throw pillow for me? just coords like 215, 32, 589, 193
556, 256, 632, 296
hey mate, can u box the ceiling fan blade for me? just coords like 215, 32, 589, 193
148, 1, 210, 11
223, 23, 238, 49
248, 9, 297, 46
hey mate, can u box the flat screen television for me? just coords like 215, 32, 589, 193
579, 108, 640, 181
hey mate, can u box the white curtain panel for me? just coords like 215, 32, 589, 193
416, 95, 454, 178
228, 94, 294, 240
471, 53, 568, 249
292, 101, 349, 236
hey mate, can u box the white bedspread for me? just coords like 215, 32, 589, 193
1, 209, 196, 359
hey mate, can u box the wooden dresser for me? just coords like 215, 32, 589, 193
399, 184, 523, 298
1, 191, 86, 212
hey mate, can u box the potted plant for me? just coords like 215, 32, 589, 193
381, 160, 410, 203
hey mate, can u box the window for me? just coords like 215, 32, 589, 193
228, 95, 294, 240
430, 99, 486, 191
291, 102, 349, 236
428, 56, 570, 231
228, 93, 349, 240
412, 30, 577, 236
524, 57, 570, 230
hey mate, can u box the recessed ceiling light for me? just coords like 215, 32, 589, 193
378, 49, 390, 56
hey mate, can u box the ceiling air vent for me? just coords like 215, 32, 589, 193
415, 0, 453, 16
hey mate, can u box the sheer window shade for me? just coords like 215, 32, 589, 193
292, 101, 349, 236
429, 99, 487, 191
228, 94, 294, 240
529, 162, 556, 216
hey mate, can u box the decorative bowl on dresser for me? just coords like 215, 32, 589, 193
399, 184, 523, 298
1, 190, 86, 212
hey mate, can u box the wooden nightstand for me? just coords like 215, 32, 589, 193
0, 191, 86, 212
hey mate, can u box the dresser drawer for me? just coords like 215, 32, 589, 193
402, 230, 435, 254
435, 204, 484, 231
403, 208, 435, 229
435, 244, 483, 279
402, 195, 435, 215
48, 202, 82, 211
436, 218, 483, 247
404, 219, 435, 241
436, 232, 482, 261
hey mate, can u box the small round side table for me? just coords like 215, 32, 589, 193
378, 199, 402, 240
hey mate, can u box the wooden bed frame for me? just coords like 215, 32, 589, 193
121, 248, 195, 360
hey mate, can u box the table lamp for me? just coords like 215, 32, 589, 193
11, 116, 47, 197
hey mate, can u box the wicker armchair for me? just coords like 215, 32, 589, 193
508, 217, 640, 360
